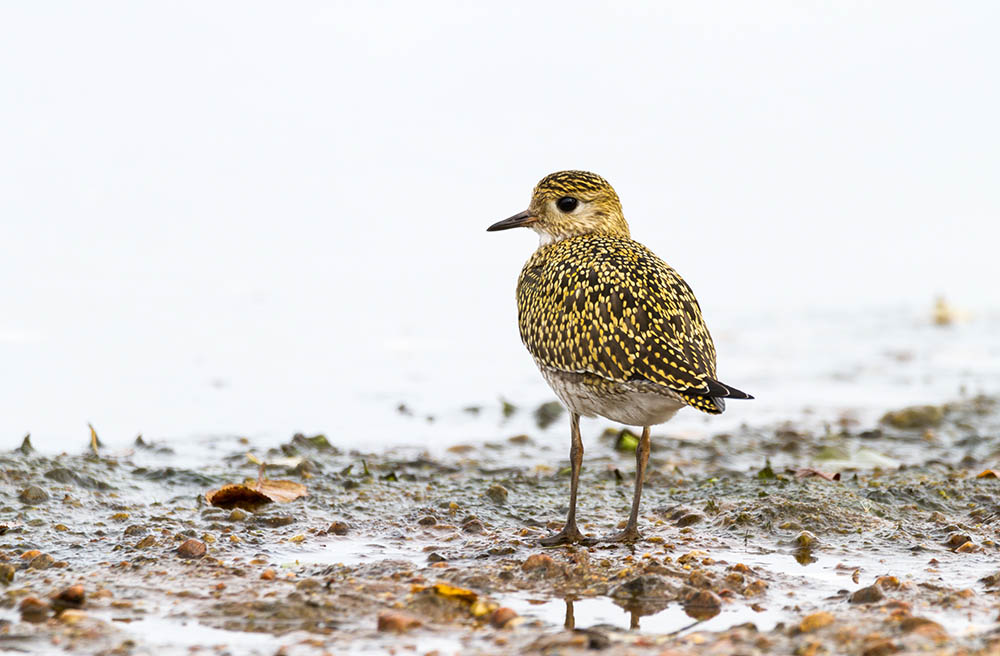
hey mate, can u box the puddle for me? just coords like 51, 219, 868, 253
507, 594, 778, 634
271, 536, 431, 567
710, 545, 999, 636
120, 613, 463, 656
506, 544, 999, 637
332, 636, 465, 656
117, 616, 288, 654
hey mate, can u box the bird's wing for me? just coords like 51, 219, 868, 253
517, 235, 719, 396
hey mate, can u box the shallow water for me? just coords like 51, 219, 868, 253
273, 536, 428, 568
6, 304, 1000, 468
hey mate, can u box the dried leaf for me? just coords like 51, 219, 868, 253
88, 423, 101, 456
430, 583, 478, 603
793, 468, 840, 481
245, 452, 304, 468
206, 479, 308, 509
205, 484, 272, 510
250, 478, 308, 503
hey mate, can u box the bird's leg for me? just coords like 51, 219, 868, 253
540, 413, 584, 545
582, 425, 650, 545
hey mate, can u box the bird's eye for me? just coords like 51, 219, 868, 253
556, 197, 578, 213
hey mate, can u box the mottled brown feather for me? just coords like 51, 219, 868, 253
517, 233, 720, 412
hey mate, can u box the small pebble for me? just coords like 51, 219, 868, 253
29, 553, 55, 570
675, 512, 705, 527
0, 563, 15, 584
899, 616, 943, 633
485, 485, 509, 505
743, 579, 768, 597
377, 610, 422, 632
327, 521, 350, 535
461, 518, 485, 534
228, 509, 249, 522
683, 589, 722, 620
522, 554, 557, 573
261, 569, 277, 580
296, 578, 321, 591
849, 584, 885, 604
490, 607, 518, 628
177, 538, 206, 559
51, 585, 86, 611
945, 533, 973, 549
798, 611, 834, 633
58, 609, 88, 625
19, 596, 51, 623
18, 485, 49, 505
861, 638, 898, 656
794, 531, 817, 548
900, 617, 948, 642
687, 569, 713, 588
875, 575, 901, 590
255, 515, 294, 528
136, 536, 157, 549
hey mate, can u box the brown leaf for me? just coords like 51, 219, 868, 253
206, 484, 272, 510
205, 479, 308, 510
793, 468, 840, 481
252, 479, 308, 503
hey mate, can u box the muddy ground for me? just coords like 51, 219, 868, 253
2, 394, 999, 655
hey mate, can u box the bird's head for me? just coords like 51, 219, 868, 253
488, 170, 630, 244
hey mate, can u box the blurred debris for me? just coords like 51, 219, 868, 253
793, 467, 840, 481
881, 404, 945, 430
87, 423, 102, 456
534, 401, 564, 429
932, 296, 968, 326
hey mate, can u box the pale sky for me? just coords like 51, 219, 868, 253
1, 2, 998, 445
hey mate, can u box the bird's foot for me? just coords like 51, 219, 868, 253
539, 524, 584, 546
579, 526, 642, 546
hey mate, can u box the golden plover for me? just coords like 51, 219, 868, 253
488, 170, 752, 545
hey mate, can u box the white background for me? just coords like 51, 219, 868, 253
2, 2, 998, 448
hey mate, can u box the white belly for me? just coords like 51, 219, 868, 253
539, 366, 685, 427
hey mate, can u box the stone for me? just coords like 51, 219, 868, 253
377, 610, 422, 632
19, 485, 49, 504
849, 585, 885, 604
177, 538, 206, 559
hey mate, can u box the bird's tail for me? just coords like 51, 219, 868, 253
683, 377, 754, 415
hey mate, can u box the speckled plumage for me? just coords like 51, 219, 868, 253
488, 170, 751, 545
517, 233, 726, 416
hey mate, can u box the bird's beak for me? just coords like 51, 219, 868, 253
487, 210, 537, 232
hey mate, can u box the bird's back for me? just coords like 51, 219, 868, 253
517, 233, 723, 413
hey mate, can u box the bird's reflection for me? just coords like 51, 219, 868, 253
561, 597, 647, 631
559, 587, 722, 633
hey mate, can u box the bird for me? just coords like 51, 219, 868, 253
488, 170, 752, 546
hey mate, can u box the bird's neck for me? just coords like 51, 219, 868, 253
534, 224, 631, 247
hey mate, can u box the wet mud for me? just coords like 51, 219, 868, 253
1, 394, 999, 654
